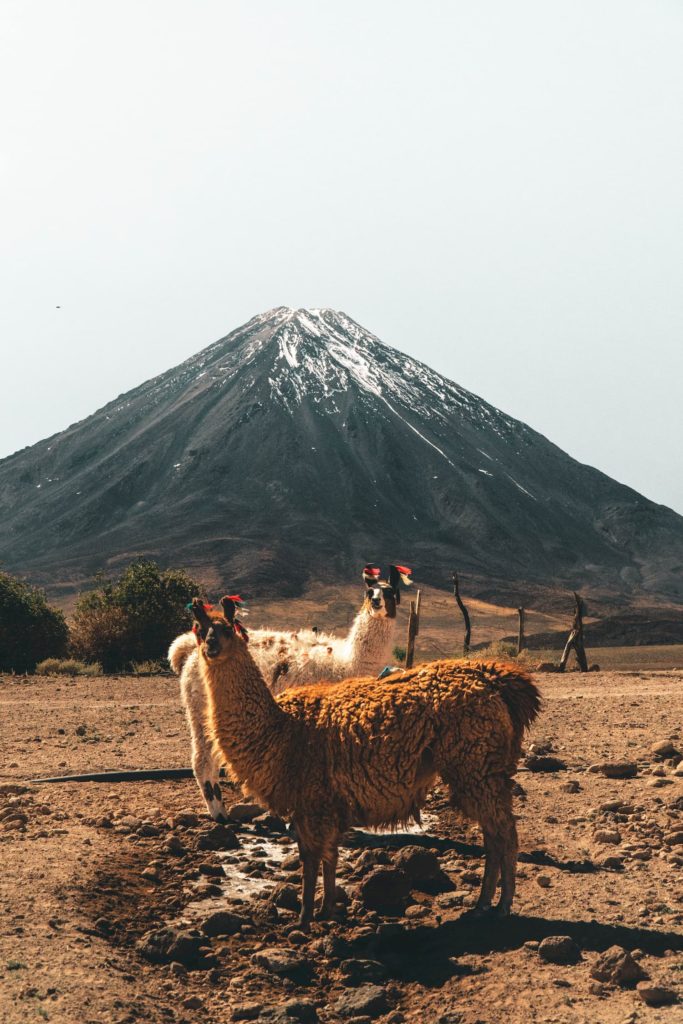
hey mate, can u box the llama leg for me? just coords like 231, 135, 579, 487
183, 674, 229, 822
299, 849, 321, 928
318, 846, 339, 919
475, 826, 503, 913
496, 812, 519, 915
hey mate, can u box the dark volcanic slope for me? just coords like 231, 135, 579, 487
1, 307, 682, 603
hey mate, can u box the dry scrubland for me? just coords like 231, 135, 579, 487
1, 657, 682, 1024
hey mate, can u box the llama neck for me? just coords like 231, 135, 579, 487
342, 605, 396, 675
201, 641, 292, 802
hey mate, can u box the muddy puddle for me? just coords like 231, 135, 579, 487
179, 811, 442, 926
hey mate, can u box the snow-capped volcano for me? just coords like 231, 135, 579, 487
1, 306, 682, 604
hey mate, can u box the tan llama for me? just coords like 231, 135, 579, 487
191, 595, 540, 927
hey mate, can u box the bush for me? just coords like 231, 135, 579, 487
71, 560, 201, 672
35, 658, 102, 676
392, 645, 407, 663
0, 571, 68, 672
130, 660, 169, 676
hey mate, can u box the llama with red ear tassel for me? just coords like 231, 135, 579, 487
168, 565, 411, 821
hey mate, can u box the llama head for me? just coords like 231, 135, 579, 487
362, 563, 412, 620
191, 595, 248, 662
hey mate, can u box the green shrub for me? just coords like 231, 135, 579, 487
0, 571, 68, 672
130, 659, 169, 676
392, 645, 407, 663
35, 658, 102, 676
71, 560, 201, 672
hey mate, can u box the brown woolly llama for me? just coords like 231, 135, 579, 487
191, 596, 540, 927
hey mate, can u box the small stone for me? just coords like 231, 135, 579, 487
232, 1005, 263, 1021
561, 780, 580, 793
271, 882, 301, 913
137, 821, 161, 837
252, 947, 312, 980
198, 861, 224, 877
339, 959, 387, 985
183, 996, 203, 1010
228, 802, 264, 823
594, 829, 621, 845
200, 911, 245, 937
279, 998, 318, 1022
171, 811, 200, 828
360, 868, 410, 913
75, 724, 87, 736
652, 741, 678, 759
600, 855, 625, 870
637, 983, 678, 1007
333, 984, 390, 1019
536, 874, 552, 888
538, 935, 581, 965
197, 824, 240, 851
525, 755, 566, 773
592, 762, 638, 779
136, 926, 204, 967
164, 835, 186, 856
590, 946, 649, 986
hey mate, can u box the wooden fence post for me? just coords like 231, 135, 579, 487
517, 606, 526, 655
405, 589, 422, 668
452, 571, 471, 655
559, 592, 589, 672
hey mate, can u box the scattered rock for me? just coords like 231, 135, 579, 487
75, 724, 87, 736
360, 868, 410, 914
136, 926, 205, 967
594, 829, 622, 845
636, 983, 678, 1007
393, 846, 453, 892
228, 802, 264, 823
198, 861, 224, 877
197, 824, 240, 851
232, 1004, 263, 1021
590, 762, 638, 779
253, 812, 288, 832
340, 959, 387, 986
271, 882, 301, 913
590, 946, 649, 986
561, 780, 581, 793
333, 984, 390, 1019
538, 935, 581, 965
536, 875, 552, 888
525, 755, 566, 773
183, 996, 203, 1010
253, 947, 313, 981
600, 855, 625, 870
652, 741, 678, 759
164, 835, 186, 856
200, 911, 246, 937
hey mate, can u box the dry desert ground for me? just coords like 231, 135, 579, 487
1, 666, 682, 1024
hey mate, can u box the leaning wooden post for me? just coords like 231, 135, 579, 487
517, 606, 526, 655
405, 589, 421, 668
452, 571, 471, 655
559, 592, 588, 672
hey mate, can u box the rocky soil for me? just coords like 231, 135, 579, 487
1, 669, 682, 1024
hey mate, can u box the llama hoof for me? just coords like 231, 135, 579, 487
315, 904, 335, 921
297, 915, 312, 932
494, 902, 513, 917
469, 904, 494, 919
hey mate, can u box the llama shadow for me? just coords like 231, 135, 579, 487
344, 912, 683, 987
344, 828, 596, 874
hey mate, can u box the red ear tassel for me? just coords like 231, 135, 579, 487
225, 594, 243, 603
364, 566, 381, 577
394, 565, 412, 575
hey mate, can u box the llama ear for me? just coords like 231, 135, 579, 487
388, 564, 412, 604
363, 563, 381, 588
220, 595, 237, 624
191, 598, 212, 632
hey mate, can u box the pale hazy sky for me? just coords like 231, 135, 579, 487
2, 1, 682, 512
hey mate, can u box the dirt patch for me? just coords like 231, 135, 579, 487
1, 670, 682, 1023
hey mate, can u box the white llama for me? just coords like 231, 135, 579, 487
168, 564, 412, 821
